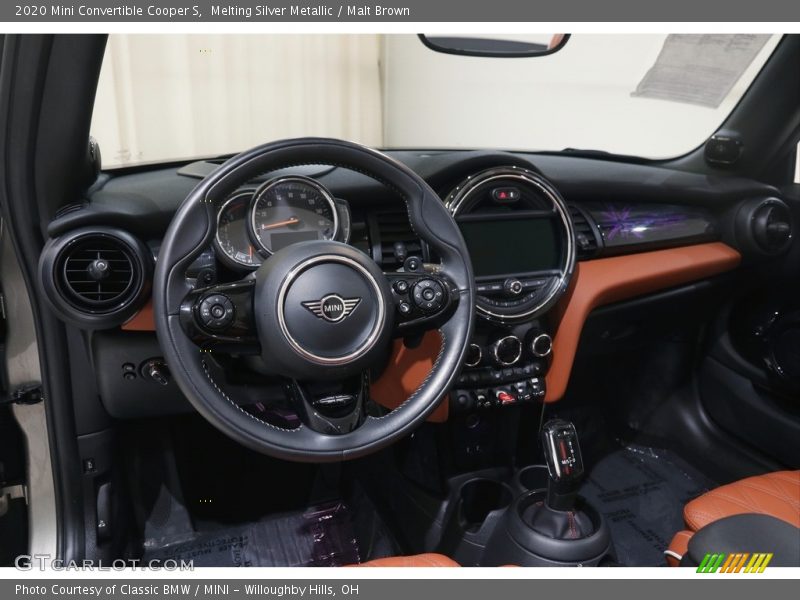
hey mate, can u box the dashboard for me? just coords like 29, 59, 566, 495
36, 149, 794, 423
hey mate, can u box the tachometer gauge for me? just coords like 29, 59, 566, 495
250, 176, 338, 255
215, 190, 263, 269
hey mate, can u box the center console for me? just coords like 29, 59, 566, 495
430, 168, 610, 565
430, 420, 612, 567
481, 420, 610, 566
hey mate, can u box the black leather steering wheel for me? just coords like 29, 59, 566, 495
153, 138, 475, 462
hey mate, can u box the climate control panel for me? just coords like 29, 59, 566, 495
450, 325, 552, 414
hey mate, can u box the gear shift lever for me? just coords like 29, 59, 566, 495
541, 419, 584, 511
517, 419, 593, 540
483, 418, 610, 564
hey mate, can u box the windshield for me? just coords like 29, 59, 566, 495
91, 34, 780, 169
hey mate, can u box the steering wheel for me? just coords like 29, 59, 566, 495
153, 138, 475, 462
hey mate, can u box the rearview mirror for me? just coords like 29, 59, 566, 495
418, 34, 569, 58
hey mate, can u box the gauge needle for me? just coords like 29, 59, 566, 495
261, 217, 299, 230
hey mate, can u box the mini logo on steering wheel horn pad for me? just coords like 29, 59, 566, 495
302, 294, 362, 323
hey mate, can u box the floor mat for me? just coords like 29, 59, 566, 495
580, 444, 715, 567
146, 501, 360, 567
144, 497, 396, 567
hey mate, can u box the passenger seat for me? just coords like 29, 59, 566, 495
666, 470, 800, 566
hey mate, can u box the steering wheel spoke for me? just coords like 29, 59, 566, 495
285, 371, 370, 435
179, 278, 260, 353
384, 271, 459, 336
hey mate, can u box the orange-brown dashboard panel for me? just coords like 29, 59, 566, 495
121, 299, 155, 331
370, 330, 448, 422
544, 242, 741, 402
122, 242, 740, 418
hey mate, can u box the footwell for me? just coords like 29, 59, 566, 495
144, 499, 394, 567
580, 444, 714, 567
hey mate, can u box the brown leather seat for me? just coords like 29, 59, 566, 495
666, 470, 800, 566
352, 553, 460, 567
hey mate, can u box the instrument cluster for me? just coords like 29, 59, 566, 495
213, 175, 351, 270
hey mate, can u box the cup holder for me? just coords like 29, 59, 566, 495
515, 465, 549, 494
458, 478, 512, 532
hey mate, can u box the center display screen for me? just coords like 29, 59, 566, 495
458, 217, 560, 278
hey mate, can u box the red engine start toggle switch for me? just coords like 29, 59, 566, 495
495, 390, 516, 404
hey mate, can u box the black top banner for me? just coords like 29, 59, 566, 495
2, 0, 800, 22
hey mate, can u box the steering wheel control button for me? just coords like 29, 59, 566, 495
504, 278, 524, 296
531, 333, 553, 358
491, 335, 523, 366
392, 279, 409, 294
398, 301, 412, 315
411, 279, 446, 312
198, 294, 235, 330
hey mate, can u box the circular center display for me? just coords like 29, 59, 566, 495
250, 176, 338, 255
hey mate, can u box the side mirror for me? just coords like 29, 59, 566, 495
418, 34, 569, 58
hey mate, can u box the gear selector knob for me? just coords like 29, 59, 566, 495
541, 419, 584, 511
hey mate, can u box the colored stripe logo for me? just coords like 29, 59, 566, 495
696, 553, 773, 573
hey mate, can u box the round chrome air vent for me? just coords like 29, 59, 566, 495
736, 197, 793, 258
40, 227, 152, 328
752, 200, 792, 254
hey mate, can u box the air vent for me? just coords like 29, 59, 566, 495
59, 237, 136, 311
736, 197, 793, 258
40, 227, 152, 328
370, 209, 423, 269
752, 200, 792, 255
568, 205, 600, 259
